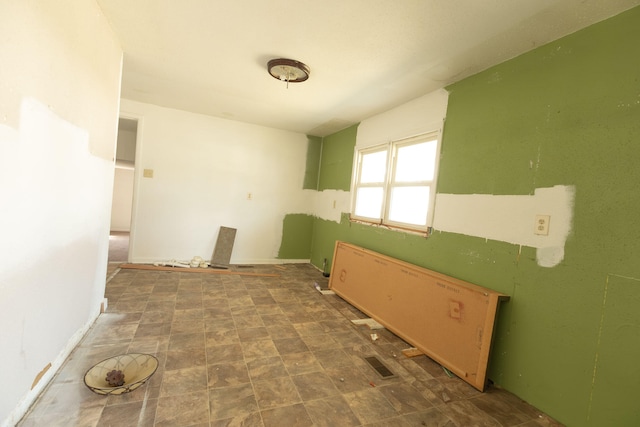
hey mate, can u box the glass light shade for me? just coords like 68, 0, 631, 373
84, 353, 158, 395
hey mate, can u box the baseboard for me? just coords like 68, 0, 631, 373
3, 307, 101, 427
265, 259, 311, 265
129, 258, 311, 265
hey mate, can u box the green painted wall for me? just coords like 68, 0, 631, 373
277, 213, 314, 259
318, 124, 357, 191
309, 7, 640, 426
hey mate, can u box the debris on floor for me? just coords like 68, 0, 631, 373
153, 260, 191, 268
313, 281, 335, 295
351, 318, 384, 329
119, 263, 279, 277
401, 347, 424, 358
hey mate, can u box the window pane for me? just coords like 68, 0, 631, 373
354, 187, 383, 219
388, 186, 430, 226
360, 150, 387, 183
395, 140, 437, 182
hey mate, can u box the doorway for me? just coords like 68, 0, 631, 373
109, 117, 138, 263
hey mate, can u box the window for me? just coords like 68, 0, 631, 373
351, 132, 440, 233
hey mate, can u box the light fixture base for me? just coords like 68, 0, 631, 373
267, 58, 310, 84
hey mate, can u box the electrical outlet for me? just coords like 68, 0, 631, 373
534, 215, 550, 235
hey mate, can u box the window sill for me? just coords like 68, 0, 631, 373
348, 215, 431, 238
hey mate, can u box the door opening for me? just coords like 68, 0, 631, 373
109, 117, 138, 263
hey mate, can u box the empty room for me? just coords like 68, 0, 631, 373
1, 1, 640, 426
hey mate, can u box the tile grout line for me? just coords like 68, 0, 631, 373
200, 274, 213, 427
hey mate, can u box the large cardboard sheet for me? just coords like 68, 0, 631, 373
329, 241, 509, 391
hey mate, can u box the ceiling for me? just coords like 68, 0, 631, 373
97, 0, 639, 137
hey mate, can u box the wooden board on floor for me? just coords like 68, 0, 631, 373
401, 347, 424, 358
328, 241, 509, 391
119, 263, 279, 277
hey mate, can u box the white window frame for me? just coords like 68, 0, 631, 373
350, 131, 441, 234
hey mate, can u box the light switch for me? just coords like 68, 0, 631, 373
143, 169, 154, 178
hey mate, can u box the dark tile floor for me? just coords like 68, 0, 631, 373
17, 264, 563, 426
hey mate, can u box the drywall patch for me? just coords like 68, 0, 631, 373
312, 189, 350, 223
433, 185, 575, 267
293, 189, 350, 224
536, 246, 565, 268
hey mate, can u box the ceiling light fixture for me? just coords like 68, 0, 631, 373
267, 58, 310, 88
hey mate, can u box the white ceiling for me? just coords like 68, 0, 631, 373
97, 0, 639, 136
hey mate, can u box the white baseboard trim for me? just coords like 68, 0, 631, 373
129, 258, 311, 265
3, 308, 101, 427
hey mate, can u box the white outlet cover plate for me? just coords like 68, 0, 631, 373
534, 214, 550, 235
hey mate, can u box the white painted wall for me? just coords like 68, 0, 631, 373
0, 2, 122, 425
355, 88, 449, 149
310, 189, 351, 223
120, 99, 313, 264
111, 167, 134, 232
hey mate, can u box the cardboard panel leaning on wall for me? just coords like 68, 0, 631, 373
329, 241, 509, 391
0, 1, 122, 425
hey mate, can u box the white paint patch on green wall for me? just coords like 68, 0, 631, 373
305, 189, 350, 223
356, 89, 448, 149
433, 184, 575, 267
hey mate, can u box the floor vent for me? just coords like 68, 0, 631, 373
364, 356, 395, 379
